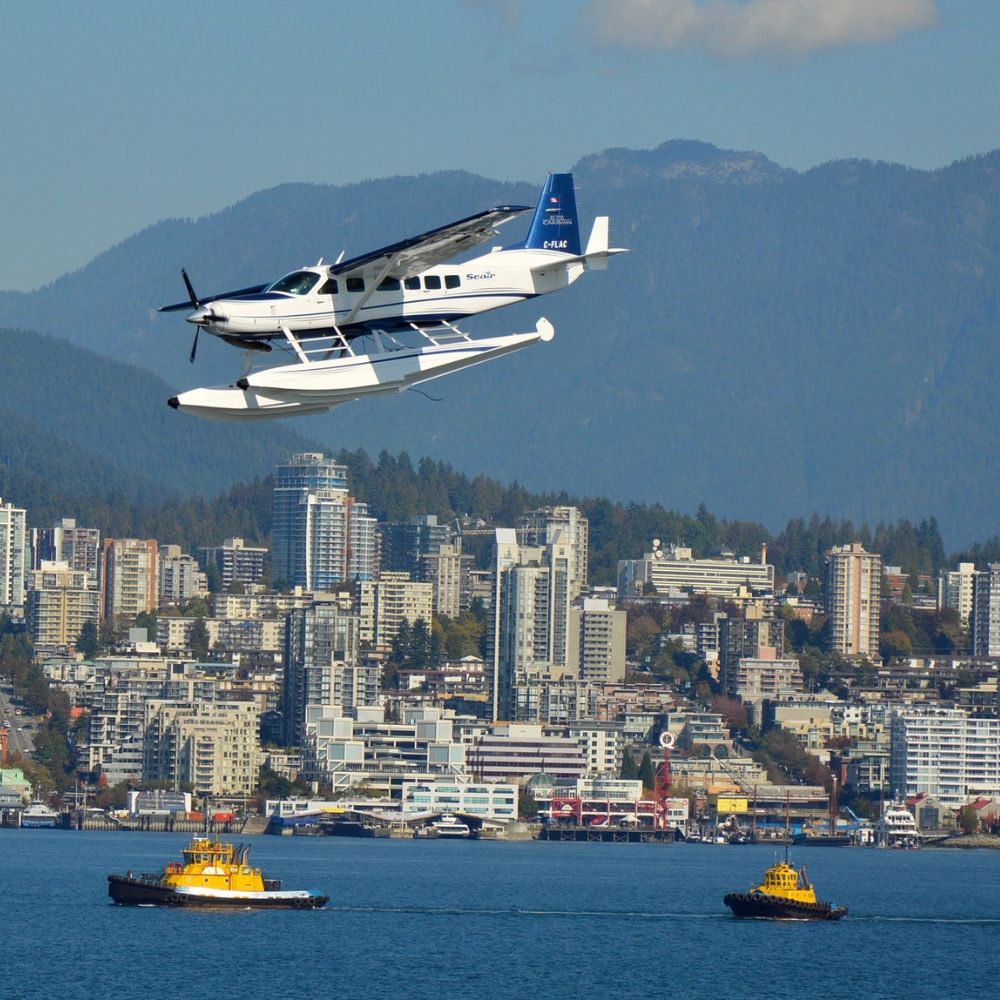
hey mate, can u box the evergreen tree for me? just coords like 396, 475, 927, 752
76, 620, 99, 659
620, 752, 639, 781
409, 618, 433, 669
390, 619, 413, 667
189, 618, 210, 661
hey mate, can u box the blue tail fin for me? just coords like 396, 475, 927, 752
521, 173, 581, 255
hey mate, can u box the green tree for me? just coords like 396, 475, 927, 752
409, 618, 434, 669
880, 629, 913, 661
518, 791, 539, 819
958, 804, 980, 835
134, 610, 158, 643
33, 729, 71, 786
182, 597, 210, 618
638, 751, 656, 792
619, 752, 639, 781
189, 618, 210, 661
626, 612, 661, 661
91, 781, 129, 810
76, 620, 99, 658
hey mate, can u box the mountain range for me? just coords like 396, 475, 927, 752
2, 139, 999, 548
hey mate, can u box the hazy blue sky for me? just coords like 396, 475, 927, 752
2, 0, 997, 290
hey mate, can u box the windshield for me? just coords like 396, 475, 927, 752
267, 270, 321, 295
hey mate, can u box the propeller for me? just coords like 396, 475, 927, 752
181, 268, 202, 363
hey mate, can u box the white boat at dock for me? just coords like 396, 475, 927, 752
875, 801, 920, 848
20, 801, 60, 828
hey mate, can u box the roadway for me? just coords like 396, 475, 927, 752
0, 683, 35, 757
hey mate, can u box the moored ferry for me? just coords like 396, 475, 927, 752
20, 801, 60, 828
724, 853, 847, 921
108, 836, 328, 908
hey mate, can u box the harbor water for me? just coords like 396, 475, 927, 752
1, 831, 998, 999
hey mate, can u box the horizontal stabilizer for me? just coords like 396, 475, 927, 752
529, 216, 628, 274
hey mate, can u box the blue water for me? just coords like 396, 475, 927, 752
1, 832, 998, 999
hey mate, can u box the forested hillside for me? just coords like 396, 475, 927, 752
2, 438, 958, 587
0, 326, 317, 500
2, 141, 1000, 544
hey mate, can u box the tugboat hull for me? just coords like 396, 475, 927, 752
724, 891, 847, 921
108, 875, 328, 909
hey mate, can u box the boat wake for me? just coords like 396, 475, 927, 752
325, 904, 721, 920
859, 915, 1000, 925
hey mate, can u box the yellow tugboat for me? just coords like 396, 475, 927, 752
724, 852, 847, 920
108, 836, 328, 909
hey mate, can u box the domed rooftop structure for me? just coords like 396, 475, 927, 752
525, 772, 556, 795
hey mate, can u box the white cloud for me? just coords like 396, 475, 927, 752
585, 0, 940, 61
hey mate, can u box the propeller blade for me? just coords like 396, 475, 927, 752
181, 268, 200, 308
189, 327, 200, 364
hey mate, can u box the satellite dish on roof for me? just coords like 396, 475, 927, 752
652, 538, 661, 549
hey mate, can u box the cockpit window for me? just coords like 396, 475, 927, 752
267, 271, 321, 295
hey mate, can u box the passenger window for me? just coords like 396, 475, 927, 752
318, 279, 338, 295
445, 275, 461, 289
404, 277, 421, 290
378, 277, 401, 291
423, 275, 442, 290
346, 277, 365, 293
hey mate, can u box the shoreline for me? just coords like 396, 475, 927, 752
933, 834, 1000, 849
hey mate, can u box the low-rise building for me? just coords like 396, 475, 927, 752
465, 723, 586, 784
400, 779, 518, 822
302, 705, 466, 796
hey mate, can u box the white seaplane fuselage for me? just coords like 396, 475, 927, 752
186, 246, 594, 342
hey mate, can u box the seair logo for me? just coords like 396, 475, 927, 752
542, 215, 574, 226
465, 271, 495, 280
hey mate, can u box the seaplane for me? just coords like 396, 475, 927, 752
162, 173, 626, 420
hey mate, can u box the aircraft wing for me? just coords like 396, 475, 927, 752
329, 205, 531, 280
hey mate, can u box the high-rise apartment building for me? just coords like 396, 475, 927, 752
356, 572, 434, 655
824, 542, 881, 658
938, 561, 977, 627
282, 598, 365, 747
423, 540, 473, 619
143, 699, 260, 798
519, 506, 589, 598
486, 529, 574, 721
890, 707, 1000, 807
717, 613, 788, 695
380, 515, 452, 579
0, 498, 29, 614
158, 545, 208, 608
971, 563, 1000, 657
567, 598, 626, 684
271, 453, 377, 589
26, 560, 100, 651
199, 537, 267, 590
33, 517, 101, 580
101, 539, 158, 624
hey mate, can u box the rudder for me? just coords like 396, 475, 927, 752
522, 173, 581, 256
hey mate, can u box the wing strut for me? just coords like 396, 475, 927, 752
343, 253, 403, 327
